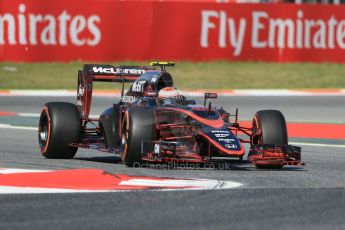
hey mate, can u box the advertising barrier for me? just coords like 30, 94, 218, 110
1, 0, 345, 62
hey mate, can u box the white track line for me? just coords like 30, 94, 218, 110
8, 90, 73, 96
0, 168, 48, 174
16, 113, 40, 117
0, 124, 37, 130
290, 142, 345, 148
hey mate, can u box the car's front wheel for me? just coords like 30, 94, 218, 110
121, 107, 155, 167
251, 110, 288, 169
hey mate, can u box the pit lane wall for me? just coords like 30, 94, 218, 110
1, 0, 345, 63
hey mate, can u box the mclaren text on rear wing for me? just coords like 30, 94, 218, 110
83, 64, 155, 83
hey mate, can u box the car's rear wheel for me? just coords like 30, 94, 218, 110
121, 107, 155, 167
251, 110, 288, 169
38, 102, 81, 159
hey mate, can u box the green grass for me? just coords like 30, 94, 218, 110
0, 61, 344, 90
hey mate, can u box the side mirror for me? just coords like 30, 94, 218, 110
204, 92, 217, 106
205, 93, 218, 99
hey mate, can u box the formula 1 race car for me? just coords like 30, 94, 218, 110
38, 62, 304, 169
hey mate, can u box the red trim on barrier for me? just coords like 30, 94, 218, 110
288, 123, 345, 140
0, 91, 11, 95
294, 89, 342, 93
0, 111, 17, 116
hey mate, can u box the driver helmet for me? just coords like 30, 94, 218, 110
158, 87, 182, 105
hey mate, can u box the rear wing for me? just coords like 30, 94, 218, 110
83, 64, 155, 82
78, 64, 155, 120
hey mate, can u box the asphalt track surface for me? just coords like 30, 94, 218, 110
0, 96, 345, 230
1, 95, 344, 123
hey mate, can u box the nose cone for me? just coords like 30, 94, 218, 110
200, 127, 245, 156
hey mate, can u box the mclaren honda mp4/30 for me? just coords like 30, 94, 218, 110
38, 62, 304, 169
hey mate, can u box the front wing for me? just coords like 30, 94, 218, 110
248, 144, 305, 167
139, 141, 304, 168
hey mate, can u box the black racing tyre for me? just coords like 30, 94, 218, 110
252, 110, 288, 145
38, 102, 81, 159
121, 107, 155, 167
251, 110, 288, 169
